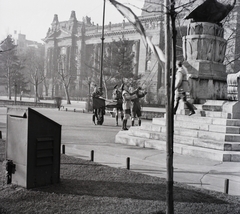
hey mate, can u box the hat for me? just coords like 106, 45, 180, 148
114, 84, 118, 89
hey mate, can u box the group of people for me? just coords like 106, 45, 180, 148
91, 59, 195, 129
112, 83, 147, 131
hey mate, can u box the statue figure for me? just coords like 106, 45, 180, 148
184, 0, 236, 24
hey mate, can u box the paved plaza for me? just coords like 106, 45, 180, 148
0, 103, 240, 196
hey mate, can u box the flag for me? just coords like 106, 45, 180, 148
109, 0, 147, 46
146, 37, 165, 67
109, 0, 165, 65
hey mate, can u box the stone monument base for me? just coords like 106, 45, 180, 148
177, 99, 240, 119
184, 60, 227, 104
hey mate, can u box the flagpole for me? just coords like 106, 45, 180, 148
100, 0, 106, 93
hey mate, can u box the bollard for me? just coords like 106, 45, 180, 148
224, 179, 229, 194
91, 150, 94, 161
74, 109, 76, 112
0, 131, 2, 139
126, 157, 130, 170
62, 145, 65, 154
66, 108, 68, 111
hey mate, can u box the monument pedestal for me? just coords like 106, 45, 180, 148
183, 22, 228, 103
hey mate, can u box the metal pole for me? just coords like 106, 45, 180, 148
14, 82, 17, 105
100, 0, 106, 93
224, 179, 229, 194
126, 157, 130, 170
165, 0, 174, 213
88, 80, 91, 112
91, 150, 94, 162
62, 145, 65, 154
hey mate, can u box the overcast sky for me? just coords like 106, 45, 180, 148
0, 0, 144, 43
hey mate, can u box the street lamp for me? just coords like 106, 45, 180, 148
87, 77, 91, 112
99, 0, 106, 93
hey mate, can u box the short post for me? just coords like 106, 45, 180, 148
62, 145, 65, 154
224, 179, 229, 194
74, 109, 76, 112
91, 150, 94, 161
126, 157, 130, 170
0, 131, 2, 139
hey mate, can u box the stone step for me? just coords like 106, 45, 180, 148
175, 134, 240, 151
153, 116, 240, 127
171, 108, 231, 118
141, 120, 240, 134
115, 132, 240, 162
129, 126, 240, 144
129, 127, 240, 151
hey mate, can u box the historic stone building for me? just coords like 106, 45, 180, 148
43, 0, 240, 104
43, 2, 165, 103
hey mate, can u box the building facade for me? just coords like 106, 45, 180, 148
43, 3, 165, 103
43, 0, 240, 104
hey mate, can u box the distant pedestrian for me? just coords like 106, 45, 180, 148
112, 84, 123, 126
174, 60, 195, 116
130, 87, 147, 126
121, 83, 138, 131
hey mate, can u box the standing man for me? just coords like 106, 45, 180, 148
174, 60, 195, 116
121, 83, 138, 131
91, 84, 103, 125
112, 84, 123, 126
131, 87, 147, 126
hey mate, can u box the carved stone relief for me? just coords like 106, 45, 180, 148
183, 23, 227, 63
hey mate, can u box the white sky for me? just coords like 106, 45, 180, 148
0, 0, 144, 43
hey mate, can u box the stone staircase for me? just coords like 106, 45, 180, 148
115, 102, 240, 162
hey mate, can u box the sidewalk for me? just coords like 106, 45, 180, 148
1, 100, 240, 196
64, 138, 240, 196
51, 104, 240, 197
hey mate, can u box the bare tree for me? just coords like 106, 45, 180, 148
0, 35, 20, 99
57, 55, 71, 104
24, 47, 45, 103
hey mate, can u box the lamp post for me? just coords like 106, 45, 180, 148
87, 77, 91, 112
99, 0, 106, 93
14, 82, 17, 105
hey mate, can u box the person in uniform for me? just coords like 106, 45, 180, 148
130, 87, 147, 126
174, 60, 195, 116
112, 84, 123, 126
121, 83, 138, 131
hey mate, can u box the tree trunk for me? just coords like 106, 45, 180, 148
7, 68, 11, 100
63, 83, 71, 104
34, 84, 38, 103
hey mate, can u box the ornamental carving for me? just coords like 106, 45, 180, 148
183, 22, 227, 63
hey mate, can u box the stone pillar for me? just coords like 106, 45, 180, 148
182, 22, 228, 103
